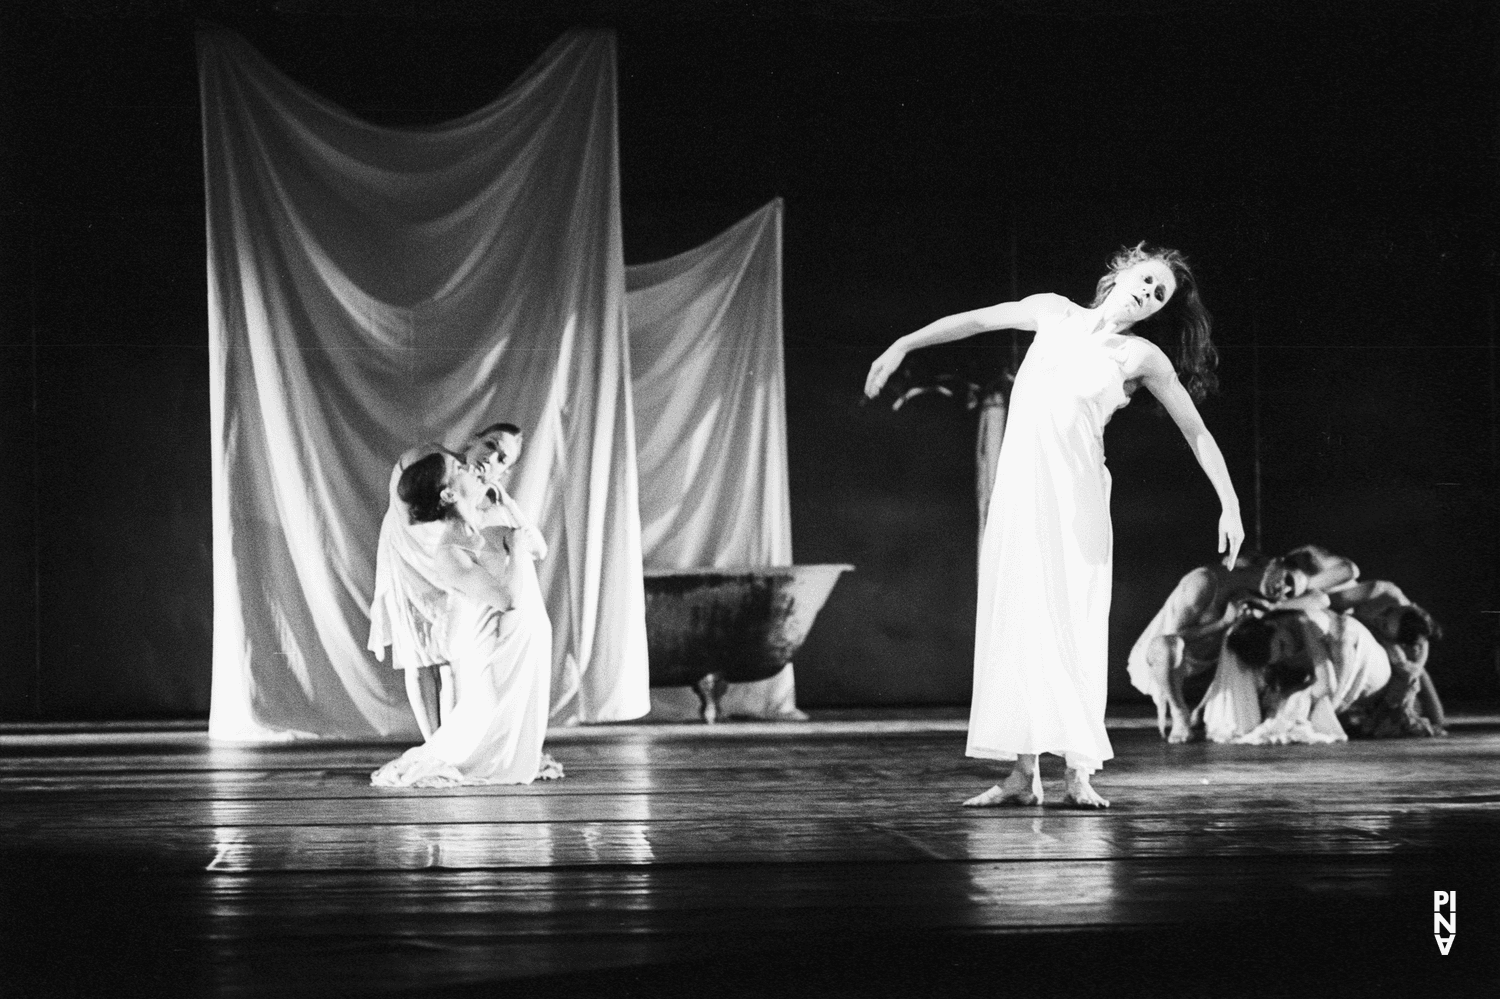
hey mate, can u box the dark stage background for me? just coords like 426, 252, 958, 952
2, 0, 1498, 721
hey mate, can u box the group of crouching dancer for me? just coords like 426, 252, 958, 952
1129, 545, 1445, 745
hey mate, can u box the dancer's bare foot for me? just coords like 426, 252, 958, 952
1061, 768, 1109, 809
536, 754, 565, 781
963, 764, 1042, 807
1167, 710, 1201, 744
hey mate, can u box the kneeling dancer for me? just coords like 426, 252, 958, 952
370, 447, 559, 787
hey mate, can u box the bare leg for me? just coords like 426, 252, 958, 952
1061, 766, 1110, 809
964, 753, 1042, 806
1150, 636, 1209, 743
1164, 683, 1201, 744
437, 665, 457, 727
1417, 670, 1447, 733
403, 668, 438, 741
694, 672, 729, 723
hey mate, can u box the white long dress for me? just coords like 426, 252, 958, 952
371, 533, 553, 787
967, 301, 1135, 774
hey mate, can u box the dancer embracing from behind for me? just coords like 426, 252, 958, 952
369, 429, 559, 788
865, 244, 1244, 808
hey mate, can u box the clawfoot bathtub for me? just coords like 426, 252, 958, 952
643, 564, 852, 722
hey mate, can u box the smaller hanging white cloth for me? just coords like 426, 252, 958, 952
626, 200, 802, 720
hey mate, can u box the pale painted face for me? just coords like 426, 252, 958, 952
463, 431, 522, 484
1102, 258, 1177, 324
441, 458, 499, 524
1400, 635, 1429, 667
1259, 559, 1308, 603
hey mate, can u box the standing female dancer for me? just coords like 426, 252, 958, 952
865, 244, 1244, 808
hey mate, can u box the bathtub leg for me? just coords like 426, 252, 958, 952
694, 672, 729, 723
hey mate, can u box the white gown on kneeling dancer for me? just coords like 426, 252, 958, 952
1200, 609, 1391, 745
372, 536, 553, 787
967, 303, 1135, 774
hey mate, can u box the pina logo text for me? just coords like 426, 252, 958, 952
1433, 891, 1456, 955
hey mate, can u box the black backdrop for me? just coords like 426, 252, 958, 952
3, 0, 1497, 721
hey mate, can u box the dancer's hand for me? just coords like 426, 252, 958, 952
1218, 506, 1245, 570
864, 345, 906, 398
495, 485, 548, 561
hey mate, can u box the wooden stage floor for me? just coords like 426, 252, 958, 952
3, 713, 1498, 998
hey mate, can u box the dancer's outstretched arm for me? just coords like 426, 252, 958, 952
1135, 343, 1245, 569
1285, 544, 1360, 593
1269, 591, 1332, 614
864, 293, 1067, 398
1326, 579, 1400, 612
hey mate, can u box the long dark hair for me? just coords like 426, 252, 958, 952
1396, 604, 1442, 645
1225, 610, 1316, 695
397, 452, 454, 524
1090, 242, 1218, 401
471, 421, 522, 439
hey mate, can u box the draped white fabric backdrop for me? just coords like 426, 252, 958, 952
202, 30, 649, 740
627, 200, 801, 718
628, 200, 791, 571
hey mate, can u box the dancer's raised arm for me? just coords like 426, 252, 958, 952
1135, 345, 1244, 569
864, 293, 1066, 398
494, 486, 548, 562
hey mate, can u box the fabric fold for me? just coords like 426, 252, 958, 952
626, 201, 801, 718
203, 29, 648, 741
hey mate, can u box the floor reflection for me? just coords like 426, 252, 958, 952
6, 725, 1499, 999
